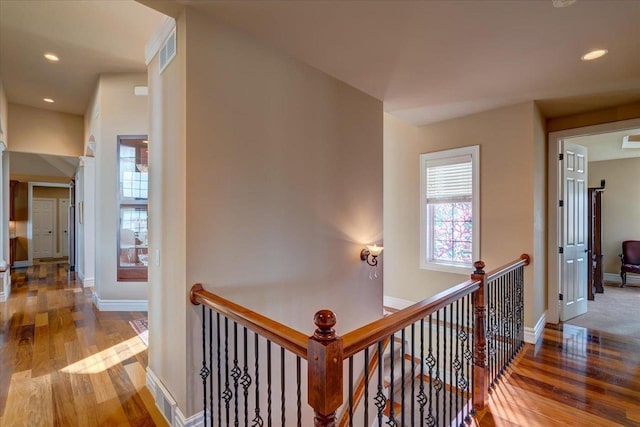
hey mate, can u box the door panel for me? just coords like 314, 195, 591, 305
33, 199, 55, 259
560, 141, 588, 321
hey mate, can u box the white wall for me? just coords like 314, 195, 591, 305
384, 102, 546, 328
148, 9, 384, 417
90, 73, 149, 303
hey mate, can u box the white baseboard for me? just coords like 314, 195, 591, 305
92, 292, 148, 311
12, 261, 29, 268
146, 367, 205, 426
383, 295, 416, 311
604, 272, 640, 286
524, 310, 547, 344
0, 270, 11, 302
175, 409, 205, 427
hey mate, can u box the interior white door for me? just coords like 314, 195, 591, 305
560, 141, 588, 321
59, 199, 70, 257
33, 198, 56, 259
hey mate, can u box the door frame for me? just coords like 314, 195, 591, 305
547, 118, 640, 324
27, 182, 71, 266
58, 198, 70, 257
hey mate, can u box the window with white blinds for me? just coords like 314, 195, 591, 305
420, 146, 479, 273
426, 155, 473, 203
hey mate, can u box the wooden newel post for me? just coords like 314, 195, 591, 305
471, 260, 488, 413
308, 310, 343, 427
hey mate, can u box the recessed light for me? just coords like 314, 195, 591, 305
581, 49, 608, 61
44, 53, 59, 62
552, 0, 576, 8
43, 98, 55, 103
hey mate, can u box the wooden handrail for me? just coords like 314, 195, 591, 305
341, 279, 480, 359
190, 284, 309, 359
486, 253, 530, 282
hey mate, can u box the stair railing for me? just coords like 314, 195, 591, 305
190, 254, 529, 426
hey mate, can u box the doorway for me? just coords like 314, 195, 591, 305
548, 118, 640, 324
27, 182, 71, 266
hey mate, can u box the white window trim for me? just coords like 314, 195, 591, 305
420, 145, 480, 274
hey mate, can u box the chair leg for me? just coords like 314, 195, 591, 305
621, 271, 626, 288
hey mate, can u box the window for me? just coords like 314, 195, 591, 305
117, 136, 149, 281
420, 145, 479, 273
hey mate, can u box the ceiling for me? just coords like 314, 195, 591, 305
175, 0, 640, 125
1, 0, 639, 126
569, 128, 640, 162
0, 1, 165, 115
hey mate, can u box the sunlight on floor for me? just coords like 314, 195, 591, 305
61, 336, 146, 374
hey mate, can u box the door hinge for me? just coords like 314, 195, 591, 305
558, 246, 564, 254
559, 293, 563, 301
559, 153, 564, 161
559, 200, 564, 207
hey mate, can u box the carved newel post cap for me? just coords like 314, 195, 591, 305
313, 309, 337, 341
473, 261, 486, 274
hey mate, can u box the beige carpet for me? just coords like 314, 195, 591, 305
564, 283, 640, 339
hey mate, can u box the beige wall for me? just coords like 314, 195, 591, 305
384, 102, 546, 327
548, 101, 640, 133
0, 80, 7, 143
589, 157, 640, 275
383, 114, 466, 301
7, 103, 83, 156
92, 73, 149, 301
147, 11, 188, 416
149, 9, 384, 416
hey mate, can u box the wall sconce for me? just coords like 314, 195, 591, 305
360, 244, 384, 267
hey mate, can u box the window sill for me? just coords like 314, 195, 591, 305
420, 261, 472, 275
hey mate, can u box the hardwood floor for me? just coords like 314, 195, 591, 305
481, 324, 640, 426
0, 264, 167, 427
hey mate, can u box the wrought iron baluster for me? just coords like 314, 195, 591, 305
443, 306, 447, 425
450, 304, 455, 425
433, 310, 441, 427
200, 306, 211, 427
364, 347, 369, 427
465, 293, 473, 425
233, 322, 240, 427
296, 356, 301, 427
375, 340, 385, 425
419, 319, 426, 427
224, 318, 231, 427
401, 328, 406, 427
454, 300, 460, 427
216, 312, 220, 426
281, 348, 285, 427
411, 323, 415, 427
252, 333, 263, 427
389, 333, 396, 426
348, 356, 353, 427
208, 310, 213, 427
242, 328, 251, 427
267, 341, 272, 427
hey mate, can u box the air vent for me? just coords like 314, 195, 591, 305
159, 29, 176, 74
